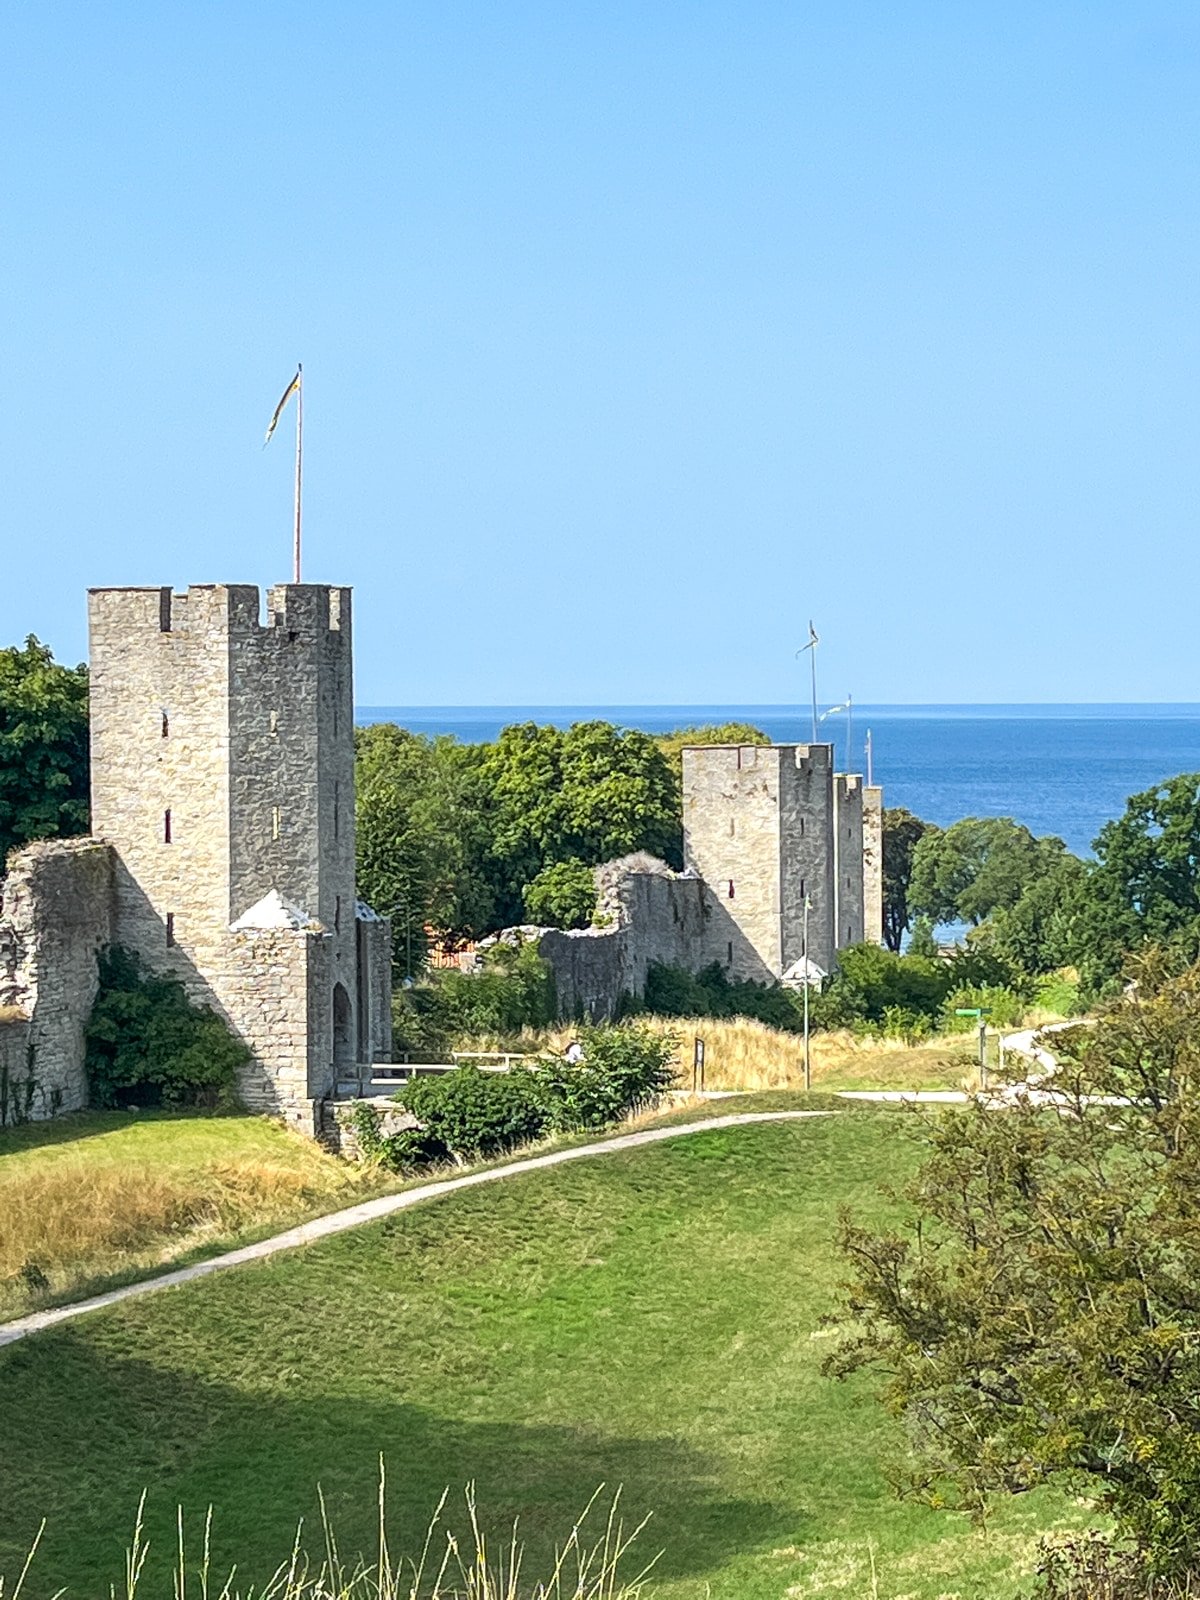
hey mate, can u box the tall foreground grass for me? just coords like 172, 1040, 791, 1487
4, 1474, 654, 1600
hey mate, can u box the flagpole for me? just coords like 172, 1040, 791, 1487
293, 364, 303, 583
809, 629, 818, 742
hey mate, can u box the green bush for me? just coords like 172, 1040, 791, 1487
398, 1065, 549, 1162
824, 943, 953, 1026
536, 1023, 678, 1131
85, 946, 249, 1109
640, 961, 804, 1031
939, 983, 1028, 1032
393, 940, 557, 1059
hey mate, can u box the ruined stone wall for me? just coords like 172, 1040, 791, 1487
0, 838, 113, 1122
833, 775, 865, 950
538, 858, 709, 1021
862, 785, 884, 946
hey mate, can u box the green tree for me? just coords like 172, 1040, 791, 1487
483, 721, 680, 917
0, 636, 89, 862
355, 725, 498, 961
986, 851, 1087, 975
523, 858, 597, 929
882, 808, 937, 952
909, 815, 1070, 927
653, 721, 771, 769
828, 950, 1200, 1578
1067, 774, 1200, 995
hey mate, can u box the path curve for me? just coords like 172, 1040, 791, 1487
0, 1111, 829, 1351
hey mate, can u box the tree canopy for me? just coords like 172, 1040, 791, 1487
829, 949, 1200, 1579
882, 807, 936, 952
0, 637, 89, 864
909, 815, 1072, 927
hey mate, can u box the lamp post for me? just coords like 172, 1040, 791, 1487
803, 894, 812, 1092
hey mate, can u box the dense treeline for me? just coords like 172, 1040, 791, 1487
6, 633, 1200, 1009
354, 718, 769, 965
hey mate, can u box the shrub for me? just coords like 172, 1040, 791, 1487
398, 1065, 549, 1162
537, 1023, 679, 1131
939, 983, 1027, 1032
640, 961, 803, 1031
523, 858, 597, 929
824, 943, 954, 1026
394, 940, 557, 1058
86, 946, 249, 1109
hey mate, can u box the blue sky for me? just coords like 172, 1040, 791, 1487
3, 3, 1198, 705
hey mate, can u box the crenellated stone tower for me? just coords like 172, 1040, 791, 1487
681, 742, 838, 981
88, 583, 391, 1132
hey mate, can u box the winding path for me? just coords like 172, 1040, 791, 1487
0, 1110, 830, 1351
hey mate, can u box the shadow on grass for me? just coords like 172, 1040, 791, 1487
0, 1331, 794, 1595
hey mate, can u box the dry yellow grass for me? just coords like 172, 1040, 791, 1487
479, 1017, 978, 1094
0, 1113, 376, 1318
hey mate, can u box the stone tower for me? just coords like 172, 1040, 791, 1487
88, 583, 391, 1131
862, 784, 885, 945
833, 774, 865, 950
681, 742, 836, 981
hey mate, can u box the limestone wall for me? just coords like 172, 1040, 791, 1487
682, 745, 785, 981
862, 785, 884, 946
0, 838, 113, 1122
683, 743, 837, 981
537, 856, 709, 1021
834, 775, 865, 949
87, 583, 387, 1128
779, 746, 835, 976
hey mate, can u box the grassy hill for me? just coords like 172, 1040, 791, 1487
0, 1107, 1080, 1599
0, 1111, 380, 1319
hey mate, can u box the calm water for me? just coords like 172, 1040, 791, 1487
355, 704, 1200, 858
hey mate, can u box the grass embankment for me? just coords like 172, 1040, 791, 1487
0, 1111, 381, 1320
0, 1110, 1081, 1599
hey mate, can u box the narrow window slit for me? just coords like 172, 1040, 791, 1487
163, 809, 172, 844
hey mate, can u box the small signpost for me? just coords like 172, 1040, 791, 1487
955, 1007, 993, 1090
693, 1036, 706, 1093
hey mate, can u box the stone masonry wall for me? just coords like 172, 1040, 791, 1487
88, 583, 387, 1127
778, 746, 835, 976
538, 856, 709, 1021
682, 745, 784, 981
833, 774, 865, 950
862, 785, 884, 946
684, 743, 837, 981
0, 838, 113, 1122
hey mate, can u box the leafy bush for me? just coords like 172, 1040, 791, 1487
357, 1023, 679, 1170
392, 939, 557, 1059
523, 858, 597, 929
640, 961, 804, 1031
823, 943, 954, 1026
86, 946, 249, 1109
536, 1023, 678, 1131
939, 983, 1028, 1032
398, 1065, 549, 1162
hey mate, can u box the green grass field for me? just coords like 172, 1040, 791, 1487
0, 1110, 380, 1319
0, 1109, 1079, 1599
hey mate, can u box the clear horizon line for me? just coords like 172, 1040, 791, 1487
356, 699, 1200, 711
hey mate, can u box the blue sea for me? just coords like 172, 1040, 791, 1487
355, 704, 1200, 859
